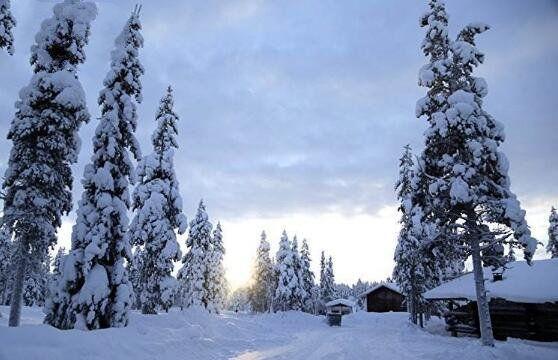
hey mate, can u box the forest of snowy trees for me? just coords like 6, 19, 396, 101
0, 1, 555, 354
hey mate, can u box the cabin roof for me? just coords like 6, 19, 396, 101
325, 298, 355, 307
359, 282, 402, 298
423, 259, 558, 304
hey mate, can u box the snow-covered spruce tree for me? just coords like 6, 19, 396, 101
3, 0, 96, 327
0, 226, 13, 305
290, 236, 306, 311
22, 256, 49, 307
299, 239, 315, 313
205, 222, 227, 313
548, 207, 558, 258
177, 200, 212, 309
250, 231, 275, 312
129, 86, 187, 314
415, 19, 537, 345
0, 0, 16, 55
128, 247, 145, 310
322, 256, 336, 302
274, 230, 299, 311
412, 0, 465, 291
44, 7, 143, 330
393, 145, 427, 324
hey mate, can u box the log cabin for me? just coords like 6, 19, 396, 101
359, 283, 406, 313
423, 259, 558, 342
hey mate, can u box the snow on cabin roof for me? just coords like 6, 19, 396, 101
358, 283, 402, 298
326, 299, 355, 307
423, 259, 558, 304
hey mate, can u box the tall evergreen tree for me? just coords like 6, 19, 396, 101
177, 200, 212, 309
206, 222, 227, 313
299, 239, 314, 312
129, 86, 187, 314
414, 2, 538, 344
0, 226, 13, 305
44, 6, 143, 330
548, 207, 558, 258
0, 0, 16, 55
22, 256, 49, 307
324, 256, 336, 302
393, 145, 427, 325
3, 0, 96, 327
128, 247, 145, 310
250, 231, 274, 312
290, 236, 306, 311
274, 230, 298, 311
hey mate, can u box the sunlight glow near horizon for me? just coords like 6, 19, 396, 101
53, 196, 556, 292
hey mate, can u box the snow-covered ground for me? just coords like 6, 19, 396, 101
1, 306, 557, 360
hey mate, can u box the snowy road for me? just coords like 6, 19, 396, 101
1, 306, 558, 360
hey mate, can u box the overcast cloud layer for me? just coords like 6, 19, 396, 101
0, 0, 557, 284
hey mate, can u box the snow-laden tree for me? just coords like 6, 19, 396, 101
22, 256, 49, 307
128, 247, 144, 310
393, 145, 429, 324
274, 230, 299, 311
414, 5, 538, 344
44, 7, 143, 330
177, 200, 212, 309
324, 256, 336, 301
3, 0, 96, 327
290, 236, 306, 311
0, 0, 16, 55
411, 0, 465, 291
228, 286, 252, 313
52, 248, 67, 278
352, 279, 370, 309
299, 239, 314, 312
205, 222, 227, 313
128, 86, 187, 314
548, 207, 558, 258
0, 226, 12, 305
250, 231, 275, 312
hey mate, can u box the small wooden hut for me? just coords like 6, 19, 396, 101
325, 299, 356, 315
423, 259, 558, 342
359, 283, 405, 313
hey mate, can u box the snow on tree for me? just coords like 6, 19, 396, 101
352, 279, 371, 309
3, 0, 96, 327
250, 231, 275, 313
414, 2, 538, 344
0, 0, 16, 55
128, 86, 187, 314
0, 226, 13, 305
319, 253, 335, 306
547, 207, 558, 258
290, 236, 306, 311
274, 230, 300, 311
128, 247, 145, 310
205, 222, 227, 313
177, 200, 213, 309
393, 145, 429, 325
299, 239, 314, 312
44, 6, 143, 330
228, 286, 252, 313
52, 248, 67, 278
23, 256, 50, 307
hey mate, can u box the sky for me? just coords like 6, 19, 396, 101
0, 0, 557, 290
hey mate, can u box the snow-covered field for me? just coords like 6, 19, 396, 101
1, 306, 557, 360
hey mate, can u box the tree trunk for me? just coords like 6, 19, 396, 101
471, 233, 495, 346
8, 252, 26, 327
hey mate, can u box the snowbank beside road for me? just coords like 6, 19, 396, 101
1, 306, 557, 360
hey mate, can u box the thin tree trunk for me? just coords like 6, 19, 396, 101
9, 250, 26, 327
470, 233, 495, 346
